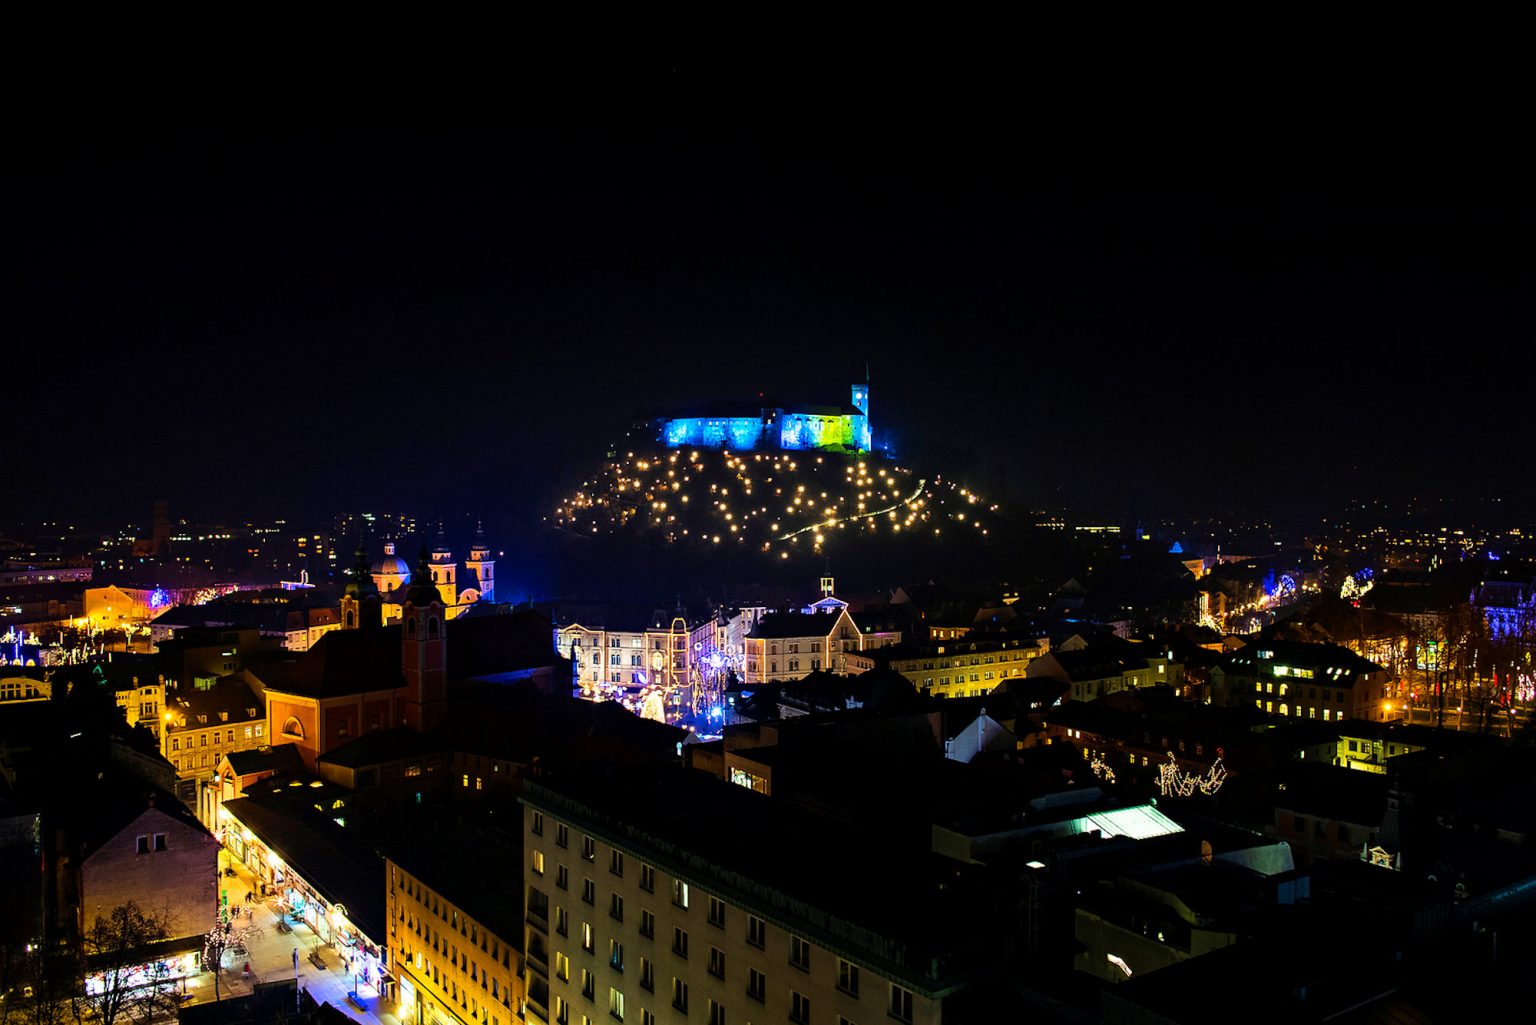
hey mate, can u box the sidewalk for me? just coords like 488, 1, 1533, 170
208, 848, 402, 1025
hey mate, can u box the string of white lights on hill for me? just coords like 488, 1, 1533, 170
550, 448, 999, 556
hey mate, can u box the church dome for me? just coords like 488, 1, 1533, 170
370, 542, 412, 592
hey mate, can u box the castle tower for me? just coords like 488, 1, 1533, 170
340, 545, 381, 630
850, 372, 871, 452
430, 524, 457, 607
465, 519, 495, 603
400, 547, 448, 733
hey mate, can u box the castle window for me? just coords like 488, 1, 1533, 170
282, 717, 305, 740
346, 611, 356, 628
429, 618, 439, 637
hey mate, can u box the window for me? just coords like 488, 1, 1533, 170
582, 836, 596, 862
582, 879, 596, 905
790, 935, 810, 971
640, 957, 654, 992
557, 824, 569, 848
708, 947, 725, 979
889, 984, 913, 1023
533, 851, 545, 875
153, 833, 166, 851
610, 849, 624, 876
555, 907, 568, 936
610, 894, 624, 921
639, 865, 655, 892
747, 915, 765, 949
608, 988, 624, 1021
746, 968, 765, 1002
671, 979, 688, 1013
640, 910, 655, 938
707, 1000, 725, 1025
707, 896, 725, 928
581, 969, 594, 1000
135, 835, 149, 854
582, 923, 594, 953
555, 996, 569, 1025
672, 927, 688, 958
532, 811, 545, 836
555, 953, 570, 981
672, 880, 689, 909
837, 959, 858, 996
641, 1014, 655, 1025
281, 716, 304, 740
557, 865, 569, 890
610, 940, 624, 971
790, 991, 810, 1024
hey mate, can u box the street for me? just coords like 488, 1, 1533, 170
187, 848, 404, 1025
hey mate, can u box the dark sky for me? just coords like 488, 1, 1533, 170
6, 65, 1532, 529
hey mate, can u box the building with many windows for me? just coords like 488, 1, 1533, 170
742, 609, 864, 683
161, 675, 267, 779
554, 606, 692, 700
385, 825, 524, 1025
844, 636, 1046, 699
521, 766, 983, 1025
1211, 640, 1390, 723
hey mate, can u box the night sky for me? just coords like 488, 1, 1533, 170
7, 68, 1532, 529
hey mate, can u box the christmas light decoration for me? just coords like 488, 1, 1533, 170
1090, 755, 1117, 784
1156, 747, 1227, 798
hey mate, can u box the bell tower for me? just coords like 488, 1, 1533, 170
430, 523, 457, 607
465, 520, 494, 603
400, 547, 448, 732
340, 545, 380, 630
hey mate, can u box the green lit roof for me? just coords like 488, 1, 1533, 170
1076, 804, 1183, 840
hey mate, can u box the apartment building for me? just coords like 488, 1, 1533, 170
162, 676, 267, 779
386, 826, 524, 1025
522, 769, 965, 1025
1211, 640, 1390, 723
742, 608, 862, 683
844, 636, 1046, 699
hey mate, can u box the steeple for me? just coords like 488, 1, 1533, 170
429, 522, 457, 607
341, 541, 381, 630
400, 544, 448, 732
465, 518, 494, 604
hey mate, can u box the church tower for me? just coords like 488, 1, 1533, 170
429, 524, 457, 608
400, 547, 447, 733
465, 520, 495, 603
340, 545, 381, 630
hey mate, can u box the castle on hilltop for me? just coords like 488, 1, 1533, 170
655, 381, 871, 453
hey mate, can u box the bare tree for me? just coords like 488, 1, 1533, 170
76, 902, 180, 1025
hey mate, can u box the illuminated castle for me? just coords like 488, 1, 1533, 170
656, 381, 872, 452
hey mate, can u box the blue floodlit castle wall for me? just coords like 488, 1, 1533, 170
659, 383, 872, 453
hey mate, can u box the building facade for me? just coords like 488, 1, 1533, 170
387, 856, 522, 1025
522, 778, 945, 1025
1212, 641, 1390, 723
657, 382, 872, 454
162, 676, 267, 779
845, 636, 1045, 699
742, 608, 862, 683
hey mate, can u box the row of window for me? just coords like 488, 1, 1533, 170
553, 976, 912, 1025
1256, 700, 1341, 720
169, 724, 263, 750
